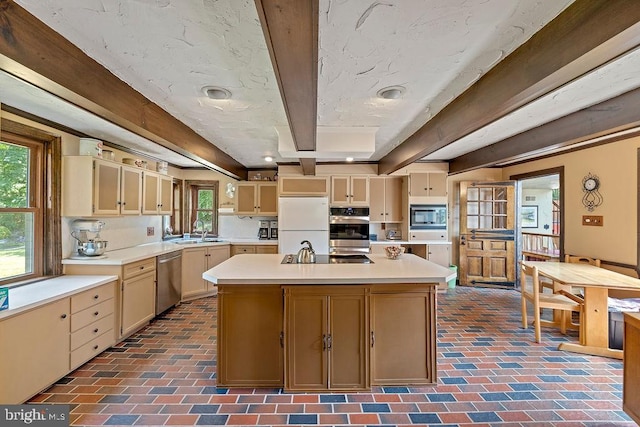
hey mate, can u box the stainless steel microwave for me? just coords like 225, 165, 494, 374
409, 204, 447, 230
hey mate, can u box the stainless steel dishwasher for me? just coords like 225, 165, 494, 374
156, 250, 182, 314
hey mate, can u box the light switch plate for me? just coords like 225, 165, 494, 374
147, 227, 154, 236
582, 215, 603, 226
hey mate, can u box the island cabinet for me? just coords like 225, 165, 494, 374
283, 286, 369, 391
369, 176, 403, 223
0, 298, 70, 404
182, 245, 230, 300
624, 312, 640, 424
217, 285, 283, 387
370, 285, 436, 385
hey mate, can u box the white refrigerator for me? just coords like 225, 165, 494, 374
278, 197, 329, 254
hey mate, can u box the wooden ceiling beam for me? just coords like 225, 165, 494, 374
378, 0, 640, 175
449, 86, 640, 173
255, 0, 319, 175
0, 0, 246, 179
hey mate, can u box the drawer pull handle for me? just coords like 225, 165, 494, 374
93, 345, 99, 350
61, 314, 67, 319
94, 295, 99, 299
94, 328, 99, 333
139, 266, 144, 270
371, 331, 375, 347
94, 311, 99, 316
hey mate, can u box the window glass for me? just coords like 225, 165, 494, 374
0, 141, 29, 208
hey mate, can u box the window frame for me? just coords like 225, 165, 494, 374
184, 180, 219, 236
0, 118, 62, 286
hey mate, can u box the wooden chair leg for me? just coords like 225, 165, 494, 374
533, 303, 542, 343
559, 311, 567, 334
521, 296, 528, 329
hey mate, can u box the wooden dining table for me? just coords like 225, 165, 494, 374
523, 261, 640, 359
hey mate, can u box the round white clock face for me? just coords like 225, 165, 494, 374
584, 178, 598, 191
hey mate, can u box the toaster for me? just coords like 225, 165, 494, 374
386, 230, 402, 240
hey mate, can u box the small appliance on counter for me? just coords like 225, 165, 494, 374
386, 229, 402, 240
269, 220, 278, 240
258, 220, 270, 239
70, 219, 108, 258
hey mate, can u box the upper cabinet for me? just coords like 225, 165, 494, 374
278, 176, 329, 196
409, 172, 447, 197
236, 182, 278, 216
369, 176, 403, 223
142, 171, 172, 215
63, 156, 139, 216
330, 176, 369, 206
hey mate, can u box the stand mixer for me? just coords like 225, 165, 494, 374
71, 219, 108, 256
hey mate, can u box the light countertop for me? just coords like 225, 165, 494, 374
0, 275, 119, 320
62, 239, 278, 265
203, 253, 455, 285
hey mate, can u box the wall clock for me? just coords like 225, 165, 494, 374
582, 172, 603, 211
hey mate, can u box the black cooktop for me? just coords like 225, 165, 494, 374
281, 254, 373, 264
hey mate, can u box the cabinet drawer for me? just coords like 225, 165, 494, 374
71, 299, 114, 332
71, 282, 116, 314
256, 245, 278, 254
232, 245, 256, 255
71, 314, 114, 350
123, 258, 156, 280
70, 329, 114, 369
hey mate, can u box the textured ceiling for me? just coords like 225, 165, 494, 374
5, 0, 584, 170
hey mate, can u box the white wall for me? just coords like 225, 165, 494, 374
521, 189, 554, 234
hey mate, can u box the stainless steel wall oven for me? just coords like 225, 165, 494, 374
329, 207, 370, 254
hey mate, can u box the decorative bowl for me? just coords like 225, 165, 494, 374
384, 246, 404, 260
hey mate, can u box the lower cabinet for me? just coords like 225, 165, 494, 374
217, 285, 283, 387
121, 270, 156, 337
624, 313, 640, 424
182, 245, 230, 300
231, 244, 278, 256
370, 286, 436, 385
284, 286, 369, 391
0, 298, 70, 404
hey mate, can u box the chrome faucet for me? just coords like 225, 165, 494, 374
193, 219, 206, 241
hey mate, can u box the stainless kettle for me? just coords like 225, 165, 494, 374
296, 240, 316, 263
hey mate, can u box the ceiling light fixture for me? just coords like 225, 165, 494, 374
202, 86, 231, 100
376, 85, 405, 100
264, 156, 273, 162
346, 157, 354, 162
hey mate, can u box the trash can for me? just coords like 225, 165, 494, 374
448, 265, 457, 289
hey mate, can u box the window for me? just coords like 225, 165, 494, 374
185, 181, 219, 235
0, 118, 61, 286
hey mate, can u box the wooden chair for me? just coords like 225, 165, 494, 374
520, 262, 584, 343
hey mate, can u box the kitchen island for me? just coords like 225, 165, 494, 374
203, 253, 455, 391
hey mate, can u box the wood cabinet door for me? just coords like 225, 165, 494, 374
142, 172, 160, 214
285, 294, 328, 390
218, 285, 283, 387
428, 173, 447, 196
328, 294, 368, 390
257, 183, 278, 215
206, 246, 231, 292
0, 298, 71, 403
181, 247, 208, 299
331, 176, 350, 205
371, 292, 435, 385
350, 176, 369, 206
93, 159, 121, 215
121, 270, 156, 337
369, 177, 386, 222
385, 177, 403, 221
120, 165, 142, 215
427, 244, 450, 267
409, 173, 429, 197
279, 176, 329, 196
236, 183, 257, 214
158, 175, 173, 215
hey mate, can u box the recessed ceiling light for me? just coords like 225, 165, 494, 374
202, 86, 231, 100
264, 156, 273, 162
376, 85, 405, 99
346, 157, 354, 162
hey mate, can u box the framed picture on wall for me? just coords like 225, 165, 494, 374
521, 205, 538, 228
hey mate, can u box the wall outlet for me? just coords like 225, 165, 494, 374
147, 227, 154, 236
582, 215, 603, 226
